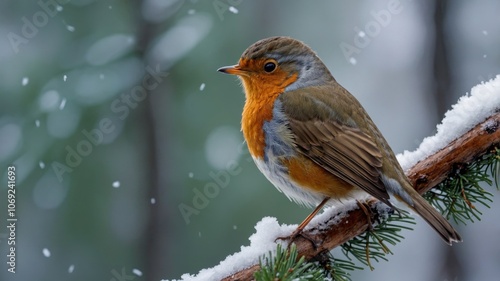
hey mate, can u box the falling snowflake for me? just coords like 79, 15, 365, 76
132, 269, 143, 276
43, 248, 51, 257
229, 6, 238, 14
59, 98, 67, 110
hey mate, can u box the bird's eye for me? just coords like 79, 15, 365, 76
263, 62, 276, 73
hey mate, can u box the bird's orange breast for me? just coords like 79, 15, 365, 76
240, 64, 298, 159
241, 96, 274, 159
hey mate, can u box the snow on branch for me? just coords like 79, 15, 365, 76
167, 75, 500, 281
398, 75, 500, 171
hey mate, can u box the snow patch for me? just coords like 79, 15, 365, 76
168, 217, 293, 281
168, 203, 357, 281
306, 202, 358, 233
397, 75, 500, 171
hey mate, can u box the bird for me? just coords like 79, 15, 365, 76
217, 36, 461, 245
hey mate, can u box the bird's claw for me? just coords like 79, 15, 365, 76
275, 230, 320, 250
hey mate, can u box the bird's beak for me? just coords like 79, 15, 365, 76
217, 64, 245, 76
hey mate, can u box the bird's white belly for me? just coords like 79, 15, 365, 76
253, 155, 326, 208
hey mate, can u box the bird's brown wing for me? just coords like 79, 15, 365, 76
278, 88, 391, 204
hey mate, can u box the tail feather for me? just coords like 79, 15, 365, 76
411, 194, 462, 245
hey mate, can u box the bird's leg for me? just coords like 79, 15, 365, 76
276, 197, 330, 248
357, 200, 392, 260
356, 200, 374, 230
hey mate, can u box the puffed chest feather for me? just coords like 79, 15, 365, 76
245, 99, 326, 207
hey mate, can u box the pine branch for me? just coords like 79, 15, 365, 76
424, 147, 499, 225
340, 209, 415, 270
254, 244, 362, 281
406, 111, 499, 192
254, 244, 324, 281
222, 111, 500, 281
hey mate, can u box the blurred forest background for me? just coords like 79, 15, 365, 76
0, 0, 499, 281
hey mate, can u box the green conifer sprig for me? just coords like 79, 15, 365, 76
424, 147, 500, 225
254, 244, 324, 281
327, 257, 363, 281
309, 251, 363, 281
255, 244, 361, 281
341, 209, 415, 270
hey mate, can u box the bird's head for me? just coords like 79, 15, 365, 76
218, 36, 335, 99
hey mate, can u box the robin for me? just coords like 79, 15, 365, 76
218, 36, 461, 244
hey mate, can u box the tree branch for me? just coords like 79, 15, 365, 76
223, 111, 500, 281
407, 112, 499, 193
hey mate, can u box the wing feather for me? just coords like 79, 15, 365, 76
280, 90, 391, 203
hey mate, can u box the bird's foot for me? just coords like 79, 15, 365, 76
275, 228, 319, 249
356, 200, 375, 230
